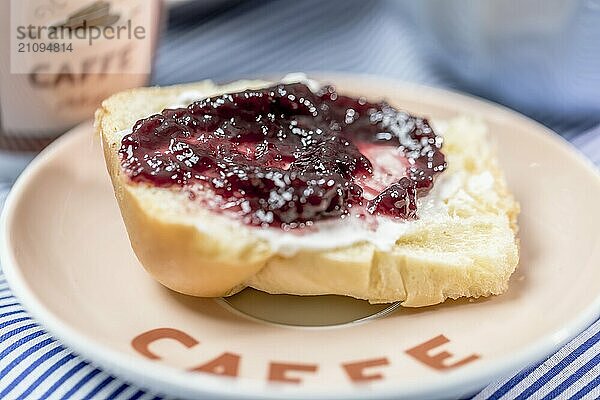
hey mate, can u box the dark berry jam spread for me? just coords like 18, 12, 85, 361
119, 82, 446, 228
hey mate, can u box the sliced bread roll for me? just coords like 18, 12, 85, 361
95, 79, 519, 307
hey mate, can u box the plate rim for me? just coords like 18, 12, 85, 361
2, 74, 600, 400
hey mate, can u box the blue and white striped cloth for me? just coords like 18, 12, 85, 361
1, 1, 599, 398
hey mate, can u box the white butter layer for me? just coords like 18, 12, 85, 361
247, 167, 461, 256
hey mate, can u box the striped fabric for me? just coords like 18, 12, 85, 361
1, 1, 599, 399
0, 277, 164, 400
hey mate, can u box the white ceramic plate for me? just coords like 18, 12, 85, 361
2, 74, 600, 400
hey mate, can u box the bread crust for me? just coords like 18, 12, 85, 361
95, 80, 520, 306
